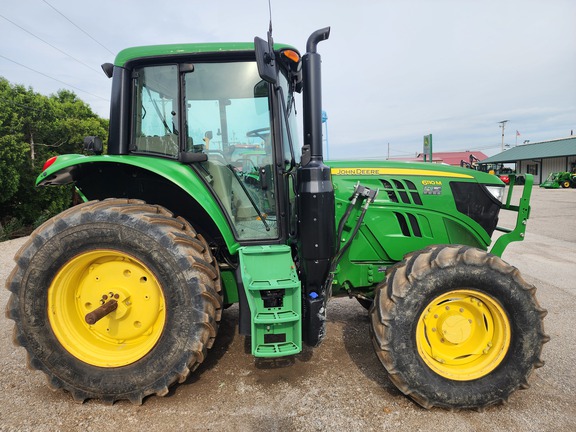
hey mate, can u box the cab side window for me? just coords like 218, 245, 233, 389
131, 65, 179, 158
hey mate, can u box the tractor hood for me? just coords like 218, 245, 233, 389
327, 160, 507, 260
327, 160, 503, 185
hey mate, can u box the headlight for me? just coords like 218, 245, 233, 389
485, 185, 505, 203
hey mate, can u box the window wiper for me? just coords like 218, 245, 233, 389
277, 85, 296, 173
226, 164, 270, 231
144, 87, 173, 135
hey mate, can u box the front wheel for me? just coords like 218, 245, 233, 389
6, 199, 222, 404
369, 245, 548, 409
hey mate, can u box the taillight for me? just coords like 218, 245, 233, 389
42, 156, 57, 172
281, 49, 300, 63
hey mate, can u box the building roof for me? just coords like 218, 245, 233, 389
413, 151, 488, 166
481, 136, 576, 164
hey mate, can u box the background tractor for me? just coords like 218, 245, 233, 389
6, 28, 547, 409
540, 171, 576, 189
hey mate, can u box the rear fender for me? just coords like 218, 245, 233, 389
37, 154, 239, 254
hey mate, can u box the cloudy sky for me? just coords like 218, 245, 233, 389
1, 0, 574, 159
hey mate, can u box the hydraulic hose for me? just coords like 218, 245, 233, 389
325, 185, 378, 293
334, 184, 362, 256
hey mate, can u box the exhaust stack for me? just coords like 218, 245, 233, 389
302, 27, 331, 162
297, 27, 334, 347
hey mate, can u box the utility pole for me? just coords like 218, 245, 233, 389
322, 110, 329, 160
498, 120, 508, 152
30, 132, 35, 168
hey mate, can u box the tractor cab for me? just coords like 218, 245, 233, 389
122, 49, 302, 241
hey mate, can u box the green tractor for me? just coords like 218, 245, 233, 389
540, 171, 576, 189
6, 28, 548, 409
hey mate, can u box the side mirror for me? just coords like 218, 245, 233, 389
254, 80, 269, 98
254, 36, 277, 84
101, 63, 113, 78
179, 152, 208, 164
83, 136, 103, 155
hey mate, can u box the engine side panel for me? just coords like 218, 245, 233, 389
328, 162, 500, 292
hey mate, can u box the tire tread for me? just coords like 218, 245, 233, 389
5, 199, 223, 404
369, 244, 548, 409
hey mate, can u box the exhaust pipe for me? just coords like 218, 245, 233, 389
302, 27, 330, 161
297, 27, 334, 347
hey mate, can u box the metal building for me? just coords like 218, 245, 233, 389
480, 136, 576, 184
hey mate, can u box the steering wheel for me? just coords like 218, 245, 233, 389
246, 127, 270, 141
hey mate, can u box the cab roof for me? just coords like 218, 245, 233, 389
114, 42, 297, 67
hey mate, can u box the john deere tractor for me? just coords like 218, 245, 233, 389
540, 171, 576, 189
6, 28, 548, 409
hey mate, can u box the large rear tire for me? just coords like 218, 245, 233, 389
370, 244, 548, 409
6, 199, 222, 404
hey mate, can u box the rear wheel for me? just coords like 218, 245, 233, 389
369, 245, 548, 409
6, 199, 222, 404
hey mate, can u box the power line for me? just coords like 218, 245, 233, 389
0, 13, 102, 76
0, 54, 108, 101
42, 0, 116, 56
388, 147, 417, 156
449, 144, 502, 152
0, 95, 42, 112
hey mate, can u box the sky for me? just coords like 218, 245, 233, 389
0, 0, 574, 160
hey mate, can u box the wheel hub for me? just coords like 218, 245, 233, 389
48, 250, 166, 367
441, 314, 472, 344
416, 289, 511, 381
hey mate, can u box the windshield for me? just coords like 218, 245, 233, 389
278, 71, 300, 166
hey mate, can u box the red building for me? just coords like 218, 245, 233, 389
389, 151, 488, 167
415, 151, 488, 167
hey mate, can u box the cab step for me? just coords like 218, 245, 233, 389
239, 245, 302, 357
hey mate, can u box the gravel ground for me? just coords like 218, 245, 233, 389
1, 186, 575, 431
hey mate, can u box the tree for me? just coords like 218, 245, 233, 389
0, 78, 109, 238
0, 79, 29, 206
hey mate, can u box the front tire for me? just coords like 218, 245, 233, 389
6, 199, 222, 404
370, 245, 548, 409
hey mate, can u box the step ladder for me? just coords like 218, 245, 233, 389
239, 245, 302, 357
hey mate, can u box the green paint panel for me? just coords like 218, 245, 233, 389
221, 270, 239, 304
115, 42, 298, 66
36, 154, 240, 254
326, 160, 529, 295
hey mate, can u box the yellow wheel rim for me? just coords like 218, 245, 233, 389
416, 289, 510, 381
48, 250, 166, 367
